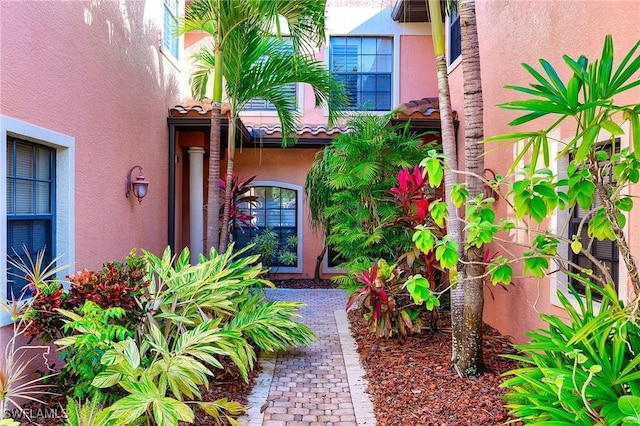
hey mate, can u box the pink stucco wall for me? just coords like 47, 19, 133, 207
399, 35, 438, 102
447, 0, 640, 342
1, 1, 180, 271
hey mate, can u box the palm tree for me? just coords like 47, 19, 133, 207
426, 0, 468, 375
181, 0, 330, 253
190, 19, 343, 253
456, 0, 486, 375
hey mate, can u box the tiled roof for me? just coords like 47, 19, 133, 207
246, 124, 352, 137
169, 97, 453, 137
168, 99, 231, 117
169, 100, 351, 138
394, 97, 454, 120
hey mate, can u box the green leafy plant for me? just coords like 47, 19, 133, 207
64, 395, 110, 426
485, 35, 640, 300
10, 244, 316, 425
249, 228, 280, 269
89, 245, 316, 425
249, 230, 297, 270
92, 327, 246, 426
501, 281, 640, 425
55, 301, 133, 401
619, 395, 640, 425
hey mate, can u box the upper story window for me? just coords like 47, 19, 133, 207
6, 137, 55, 299
448, 8, 461, 66
163, 0, 180, 60
568, 143, 619, 298
329, 36, 393, 111
244, 38, 297, 112
233, 183, 302, 272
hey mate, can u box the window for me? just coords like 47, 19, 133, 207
244, 38, 297, 112
1, 115, 74, 325
162, 0, 180, 59
448, 8, 461, 66
330, 36, 393, 111
243, 84, 297, 111
568, 143, 619, 297
6, 138, 55, 298
233, 182, 302, 272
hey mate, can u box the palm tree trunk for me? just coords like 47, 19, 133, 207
205, 45, 224, 254
427, 0, 465, 373
206, 102, 221, 254
219, 115, 236, 253
455, 0, 486, 377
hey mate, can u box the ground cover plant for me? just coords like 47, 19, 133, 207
7, 245, 315, 425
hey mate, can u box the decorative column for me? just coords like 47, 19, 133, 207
188, 147, 205, 264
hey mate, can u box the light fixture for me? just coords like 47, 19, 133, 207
126, 165, 150, 203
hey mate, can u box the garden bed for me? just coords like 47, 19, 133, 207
348, 307, 522, 425
17, 280, 521, 425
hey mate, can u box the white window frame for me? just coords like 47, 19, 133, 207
242, 180, 303, 274
549, 127, 630, 311
1, 116, 75, 326
161, 0, 183, 69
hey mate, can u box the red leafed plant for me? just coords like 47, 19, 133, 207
389, 166, 445, 291
68, 250, 149, 320
23, 279, 70, 342
389, 166, 434, 226
346, 259, 421, 337
219, 172, 258, 230
22, 250, 149, 343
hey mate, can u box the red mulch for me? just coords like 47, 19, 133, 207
348, 307, 523, 426
16, 279, 522, 425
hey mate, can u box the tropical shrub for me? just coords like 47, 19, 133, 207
55, 302, 132, 401
11, 245, 316, 425
249, 228, 280, 269
64, 395, 109, 426
68, 250, 149, 322
249, 229, 298, 271
305, 112, 438, 289
21, 250, 148, 343
88, 246, 316, 425
485, 35, 640, 421
346, 259, 440, 337
501, 282, 640, 425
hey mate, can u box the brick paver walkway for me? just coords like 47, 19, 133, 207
240, 289, 376, 426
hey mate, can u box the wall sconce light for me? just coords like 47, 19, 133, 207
125, 165, 150, 203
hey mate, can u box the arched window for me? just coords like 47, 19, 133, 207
233, 182, 302, 273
